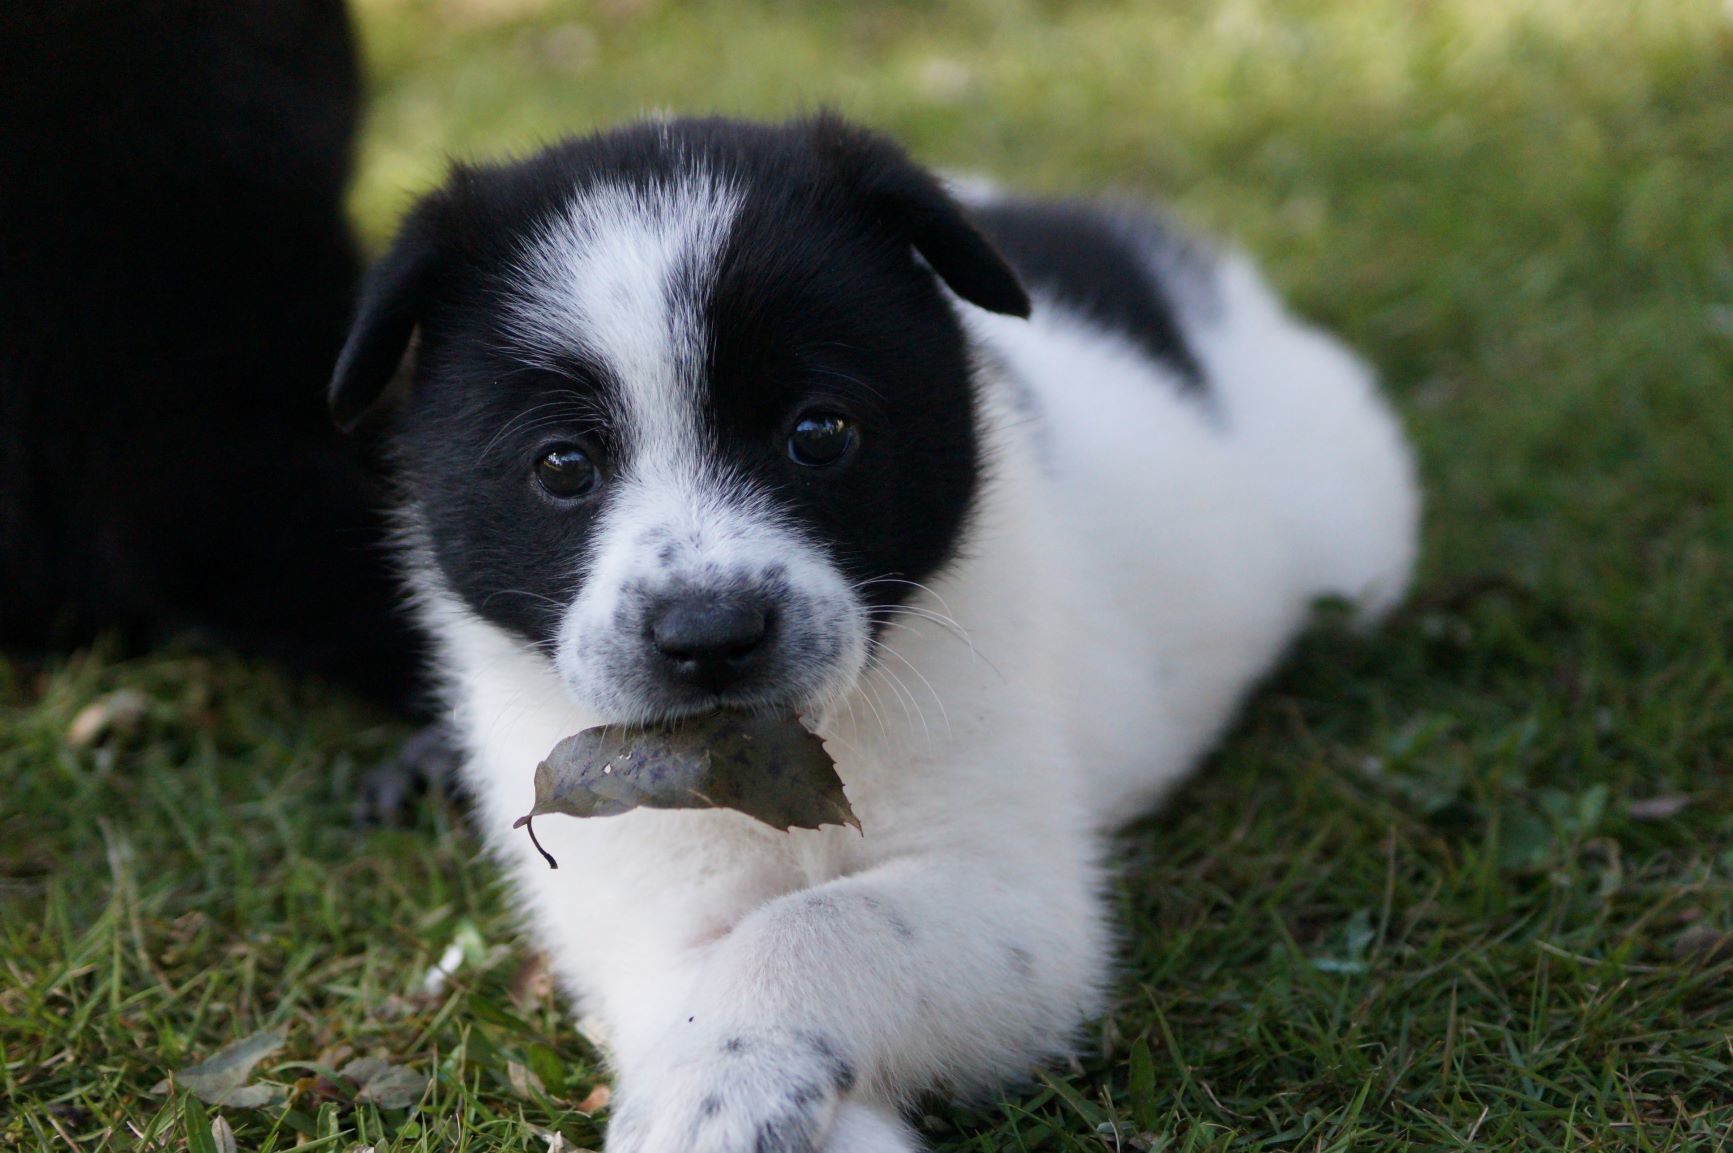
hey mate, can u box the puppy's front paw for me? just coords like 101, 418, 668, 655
605, 1027, 856, 1153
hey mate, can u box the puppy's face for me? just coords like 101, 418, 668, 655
331, 117, 1029, 722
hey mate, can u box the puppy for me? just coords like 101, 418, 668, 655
330, 114, 1419, 1151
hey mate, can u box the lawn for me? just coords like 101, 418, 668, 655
4, 0, 1732, 1149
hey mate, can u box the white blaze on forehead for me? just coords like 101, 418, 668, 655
506, 169, 743, 464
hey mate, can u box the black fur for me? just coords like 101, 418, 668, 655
331, 115, 1029, 648
0, 0, 421, 703
971, 198, 1207, 388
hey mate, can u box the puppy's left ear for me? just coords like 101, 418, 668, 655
811, 114, 1031, 319
328, 195, 447, 433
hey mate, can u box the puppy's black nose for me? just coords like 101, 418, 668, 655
649, 594, 770, 691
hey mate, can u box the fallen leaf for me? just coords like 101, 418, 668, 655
314, 1042, 354, 1071
1674, 923, 1732, 965
210, 1116, 238, 1153
1626, 794, 1690, 821
169, 911, 209, 943
66, 689, 151, 747
165, 1029, 286, 1107
508, 1059, 546, 1100
341, 1055, 429, 1109
510, 950, 554, 1012
574, 1082, 612, 1114
516, 712, 857, 867
376, 994, 418, 1019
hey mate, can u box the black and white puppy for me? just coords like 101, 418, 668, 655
331, 114, 1419, 1152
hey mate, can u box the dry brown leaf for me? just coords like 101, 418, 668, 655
510, 950, 555, 1012
1674, 923, 1732, 965
66, 689, 150, 747
158, 1029, 286, 1107
507, 1060, 546, 1100
314, 1042, 354, 1071
516, 712, 857, 868
574, 1082, 612, 1114
342, 1054, 429, 1109
1626, 794, 1691, 820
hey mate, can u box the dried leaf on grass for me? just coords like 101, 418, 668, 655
507, 1059, 546, 1100
66, 689, 151, 747
1674, 923, 1733, 965
1626, 794, 1690, 820
341, 1055, 429, 1109
510, 950, 555, 1011
574, 1082, 612, 1114
156, 1029, 285, 1108
516, 712, 856, 867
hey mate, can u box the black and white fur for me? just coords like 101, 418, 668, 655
331, 114, 1420, 1152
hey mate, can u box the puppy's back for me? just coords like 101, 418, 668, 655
957, 192, 1419, 819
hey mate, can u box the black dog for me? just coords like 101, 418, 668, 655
0, 0, 420, 704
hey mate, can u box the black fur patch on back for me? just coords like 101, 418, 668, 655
969, 199, 1207, 389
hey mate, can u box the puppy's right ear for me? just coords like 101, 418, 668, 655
329, 199, 444, 433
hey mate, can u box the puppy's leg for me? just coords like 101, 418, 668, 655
353, 722, 465, 827
602, 846, 1104, 1153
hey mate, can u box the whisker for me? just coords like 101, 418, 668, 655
876, 642, 951, 735
803, 365, 887, 402
477, 390, 612, 464
856, 673, 892, 747
867, 604, 977, 653
867, 604, 1005, 681
479, 399, 576, 462
481, 588, 566, 610
877, 655, 922, 740
854, 575, 962, 622
868, 637, 933, 748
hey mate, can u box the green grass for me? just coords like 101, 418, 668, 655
5, 0, 1733, 1148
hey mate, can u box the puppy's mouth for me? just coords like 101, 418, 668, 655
563, 643, 858, 731
607, 682, 818, 728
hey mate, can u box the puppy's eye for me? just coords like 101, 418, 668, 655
536, 446, 600, 499
787, 414, 858, 468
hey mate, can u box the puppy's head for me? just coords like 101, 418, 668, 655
331, 115, 1028, 722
